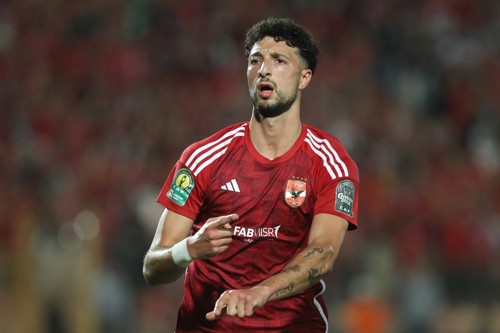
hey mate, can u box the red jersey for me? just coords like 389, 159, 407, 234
157, 122, 359, 332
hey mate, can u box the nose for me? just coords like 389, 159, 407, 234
258, 60, 271, 78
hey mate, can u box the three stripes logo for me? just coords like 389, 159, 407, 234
221, 179, 240, 193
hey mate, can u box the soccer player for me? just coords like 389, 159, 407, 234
143, 17, 360, 332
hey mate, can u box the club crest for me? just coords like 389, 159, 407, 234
285, 179, 307, 208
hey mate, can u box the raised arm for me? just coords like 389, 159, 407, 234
206, 213, 348, 320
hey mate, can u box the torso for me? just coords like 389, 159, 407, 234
157, 121, 359, 332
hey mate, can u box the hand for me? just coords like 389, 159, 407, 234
187, 214, 238, 260
205, 286, 270, 321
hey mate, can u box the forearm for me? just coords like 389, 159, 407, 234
144, 213, 237, 286
205, 215, 348, 321
257, 242, 336, 301
143, 245, 186, 285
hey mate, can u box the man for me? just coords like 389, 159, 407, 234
143, 17, 359, 332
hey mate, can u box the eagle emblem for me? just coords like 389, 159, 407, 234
285, 179, 307, 208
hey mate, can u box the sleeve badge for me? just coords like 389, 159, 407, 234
167, 168, 195, 206
334, 180, 355, 217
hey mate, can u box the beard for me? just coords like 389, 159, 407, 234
251, 87, 298, 118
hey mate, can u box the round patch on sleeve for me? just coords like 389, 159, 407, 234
166, 168, 195, 206
334, 180, 355, 217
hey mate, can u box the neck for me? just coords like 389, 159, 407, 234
249, 108, 302, 160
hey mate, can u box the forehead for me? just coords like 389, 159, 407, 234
249, 36, 299, 58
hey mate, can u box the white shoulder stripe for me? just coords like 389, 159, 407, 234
186, 124, 247, 167
193, 147, 228, 176
306, 134, 343, 177
306, 129, 349, 177
189, 133, 243, 171
305, 138, 337, 179
186, 124, 246, 176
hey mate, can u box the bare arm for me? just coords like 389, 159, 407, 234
143, 209, 193, 285
143, 209, 239, 285
206, 213, 348, 320
262, 213, 348, 301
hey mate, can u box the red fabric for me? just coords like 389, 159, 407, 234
157, 122, 359, 331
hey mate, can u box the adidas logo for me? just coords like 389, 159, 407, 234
221, 179, 240, 192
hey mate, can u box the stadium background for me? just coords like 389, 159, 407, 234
1, 1, 499, 332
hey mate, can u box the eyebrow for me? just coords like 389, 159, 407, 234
249, 51, 291, 61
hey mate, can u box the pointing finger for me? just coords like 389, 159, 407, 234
210, 214, 239, 228
206, 297, 228, 321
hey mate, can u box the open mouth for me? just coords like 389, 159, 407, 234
257, 82, 274, 92
257, 82, 274, 97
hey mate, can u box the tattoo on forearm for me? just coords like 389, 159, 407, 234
308, 267, 322, 286
274, 283, 294, 297
277, 248, 325, 295
303, 247, 323, 259
283, 264, 300, 274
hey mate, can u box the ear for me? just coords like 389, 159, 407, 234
298, 69, 313, 90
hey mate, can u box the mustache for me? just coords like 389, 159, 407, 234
256, 78, 276, 86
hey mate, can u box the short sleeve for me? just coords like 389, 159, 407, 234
157, 160, 205, 221
313, 176, 360, 230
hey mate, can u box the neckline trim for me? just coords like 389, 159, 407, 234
244, 123, 307, 165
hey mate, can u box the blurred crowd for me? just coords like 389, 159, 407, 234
1, 0, 499, 332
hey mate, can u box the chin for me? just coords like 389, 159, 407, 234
256, 105, 288, 118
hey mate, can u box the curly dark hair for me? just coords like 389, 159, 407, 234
244, 17, 319, 74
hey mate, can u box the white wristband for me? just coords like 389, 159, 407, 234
171, 238, 193, 268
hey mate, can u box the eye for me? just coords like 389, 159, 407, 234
249, 58, 261, 66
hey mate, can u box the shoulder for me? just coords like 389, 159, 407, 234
180, 122, 248, 175
302, 124, 359, 180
